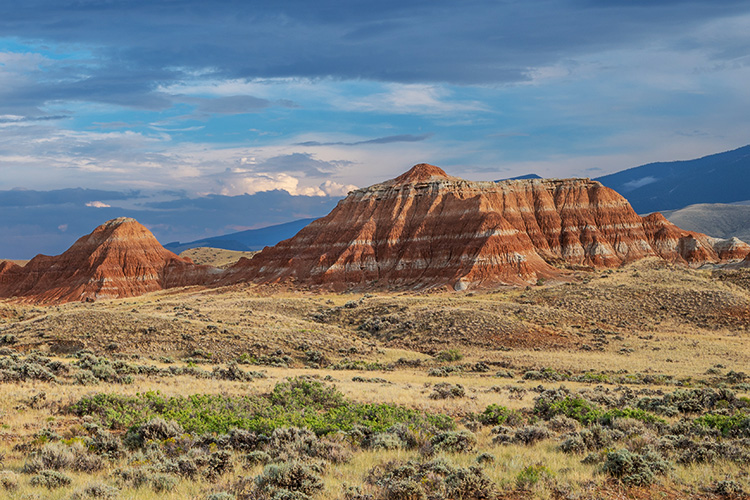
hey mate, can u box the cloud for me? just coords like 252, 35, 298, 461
297, 133, 432, 147
2, 0, 747, 91
0, 188, 131, 207
344, 85, 486, 115
219, 172, 304, 196
319, 180, 357, 196
179, 95, 272, 115
0, 114, 69, 124
85, 200, 111, 208
216, 169, 357, 197
255, 152, 352, 177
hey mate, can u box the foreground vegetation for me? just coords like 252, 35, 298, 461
0, 349, 747, 499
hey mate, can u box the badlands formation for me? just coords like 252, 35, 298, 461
223, 164, 750, 290
2, 165, 749, 303
0, 217, 214, 303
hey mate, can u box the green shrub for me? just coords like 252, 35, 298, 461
477, 404, 523, 426
71, 380, 454, 436
695, 411, 750, 437
515, 464, 553, 489
435, 349, 463, 362
269, 378, 346, 410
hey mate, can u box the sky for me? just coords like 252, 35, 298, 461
1, 0, 750, 257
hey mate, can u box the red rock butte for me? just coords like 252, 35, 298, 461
0, 217, 215, 303
222, 164, 750, 290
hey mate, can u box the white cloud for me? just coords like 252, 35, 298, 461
219, 172, 303, 196
342, 84, 487, 115
319, 180, 357, 196
85, 201, 111, 208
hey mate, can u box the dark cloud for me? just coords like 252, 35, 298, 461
297, 133, 432, 147
0, 188, 133, 207
1, 0, 747, 97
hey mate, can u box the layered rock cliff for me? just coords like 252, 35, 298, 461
0, 218, 216, 303
222, 164, 749, 290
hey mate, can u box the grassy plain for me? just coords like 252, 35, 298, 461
0, 260, 748, 499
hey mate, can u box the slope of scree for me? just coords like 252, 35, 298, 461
222, 163, 750, 291
0, 217, 217, 303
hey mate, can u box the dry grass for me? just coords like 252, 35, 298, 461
0, 260, 748, 498
179, 247, 258, 268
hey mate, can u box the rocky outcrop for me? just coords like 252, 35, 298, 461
0, 218, 217, 303
222, 164, 750, 290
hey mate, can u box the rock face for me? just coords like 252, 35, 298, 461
223, 164, 750, 290
0, 218, 215, 303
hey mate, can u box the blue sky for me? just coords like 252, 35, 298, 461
1, 0, 750, 256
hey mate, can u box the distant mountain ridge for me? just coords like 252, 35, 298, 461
594, 145, 750, 214
164, 218, 317, 253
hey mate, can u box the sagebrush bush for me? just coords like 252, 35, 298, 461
601, 448, 671, 486
384, 479, 426, 500
371, 433, 404, 450
150, 473, 179, 492
0, 470, 18, 491
244, 451, 272, 466
714, 479, 745, 497
23, 442, 74, 473
72, 452, 105, 472
366, 457, 497, 500
445, 465, 497, 499
513, 425, 552, 446
29, 469, 73, 489
429, 382, 465, 399
139, 417, 185, 442
254, 461, 324, 497
89, 429, 123, 458
430, 430, 477, 453
206, 493, 236, 500
70, 481, 120, 499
